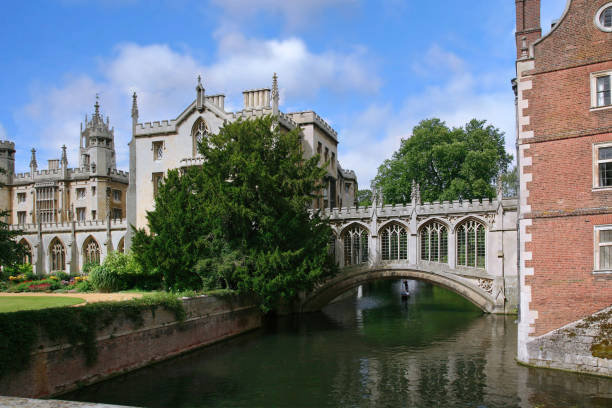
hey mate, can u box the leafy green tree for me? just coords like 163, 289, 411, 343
132, 116, 336, 311
356, 189, 372, 206
0, 168, 24, 268
500, 165, 518, 198
374, 118, 512, 204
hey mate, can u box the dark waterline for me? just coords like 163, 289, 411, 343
62, 281, 612, 407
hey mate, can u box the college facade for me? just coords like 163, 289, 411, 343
1, 75, 358, 274
515, 0, 612, 374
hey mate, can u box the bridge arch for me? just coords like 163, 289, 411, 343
301, 266, 497, 313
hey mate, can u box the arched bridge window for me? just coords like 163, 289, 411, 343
343, 225, 368, 266
457, 219, 486, 268
420, 221, 448, 263
50, 238, 66, 272
83, 236, 101, 265
380, 223, 408, 261
20, 239, 32, 264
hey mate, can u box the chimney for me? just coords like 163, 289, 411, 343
242, 88, 271, 110
515, 0, 542, 59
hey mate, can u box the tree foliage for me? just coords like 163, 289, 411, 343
132, 116, 336, 311
374, 118, 512, 204
500, 165, 518, 198
0, 168, 24, 267
356, 189, 373, 206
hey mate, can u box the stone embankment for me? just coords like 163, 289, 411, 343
0, 295, 261, 399
522, 305, 612, 377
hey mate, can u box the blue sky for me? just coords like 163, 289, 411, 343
0, 0, 567, 185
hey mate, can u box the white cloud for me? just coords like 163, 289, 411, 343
16, 37, 379, 173
339, 46, 516, 187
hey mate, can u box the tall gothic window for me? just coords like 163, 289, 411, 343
20, 239, 32, 265
36, 186, 56, 223
192, 118, 208, 157
50, 238, 66, 272
343, 225, 369, 266
456, 219, 486, 268
380, 223, 408, 261
420, 221, 448, 263
83, 236, 100, 265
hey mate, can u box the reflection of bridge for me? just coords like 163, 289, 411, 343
302, 194, 518, 314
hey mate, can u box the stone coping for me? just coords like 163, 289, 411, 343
0, 396, 138, 407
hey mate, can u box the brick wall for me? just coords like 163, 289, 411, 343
0, 296, 261, 399
517, 0, 612, 361
526, 214, 612, 336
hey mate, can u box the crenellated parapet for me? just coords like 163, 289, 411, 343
10, 218, 127, 233
0, 140, 15, 151
11, 166, 129, 184
287, 111, 338, 141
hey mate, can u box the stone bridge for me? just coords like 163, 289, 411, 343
301, 195, 518, 314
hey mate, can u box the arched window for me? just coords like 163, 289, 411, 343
20, 239, 32, 265
420, 221, 448, 263
50, 238, 66, 272
329, 234, 336, 258
83, 236, 100, 265
343, 225, 369, 266
192, 118, 208, 157
456, 219, 486, 268
117, 236, 125, 254
380, 223, 408, 261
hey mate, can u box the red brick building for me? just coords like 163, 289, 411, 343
515, 0, 612, 373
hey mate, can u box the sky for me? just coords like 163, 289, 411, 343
0, 0, 568, 186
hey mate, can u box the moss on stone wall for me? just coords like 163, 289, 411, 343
0, 293, 185, 379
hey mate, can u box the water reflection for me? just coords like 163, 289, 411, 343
62, 280, 612, 408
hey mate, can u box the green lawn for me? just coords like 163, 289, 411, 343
0, 296, 86, 313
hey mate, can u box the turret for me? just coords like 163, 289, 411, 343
0, 140, 15, 182
515, 0, 542, 59
0, 140, 15, 213
29, 148, 38, 174
196, 75, 205, 111
272, 72, 279, 116
131, 91, 139, 132
79, 95, 117, 175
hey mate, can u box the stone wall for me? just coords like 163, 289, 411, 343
0, 295, 262, 399
521, 305, 612, 377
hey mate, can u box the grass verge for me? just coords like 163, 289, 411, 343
0, 296, 85, 313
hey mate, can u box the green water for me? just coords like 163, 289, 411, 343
63, 281, 612, 407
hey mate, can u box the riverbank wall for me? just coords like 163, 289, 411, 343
519, 305, 612, 378
0, 295, 262, 399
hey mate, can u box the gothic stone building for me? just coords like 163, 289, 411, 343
1, 75, 358, 273
1, 100, 128, 274
126, 74, 358, 241
515, 0, 612, 373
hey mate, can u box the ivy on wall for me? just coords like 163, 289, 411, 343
0, 293, 186, 379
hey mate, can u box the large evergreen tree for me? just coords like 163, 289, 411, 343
374, 118, 512, 204
132, 116, 336, 311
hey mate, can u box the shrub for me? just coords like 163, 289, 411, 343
76, 279, 94, 292
51, 271, 70, 281
89, 251, 161, 292
1, 264, 33, 281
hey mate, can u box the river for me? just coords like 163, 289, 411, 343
63, 280, 612, 407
